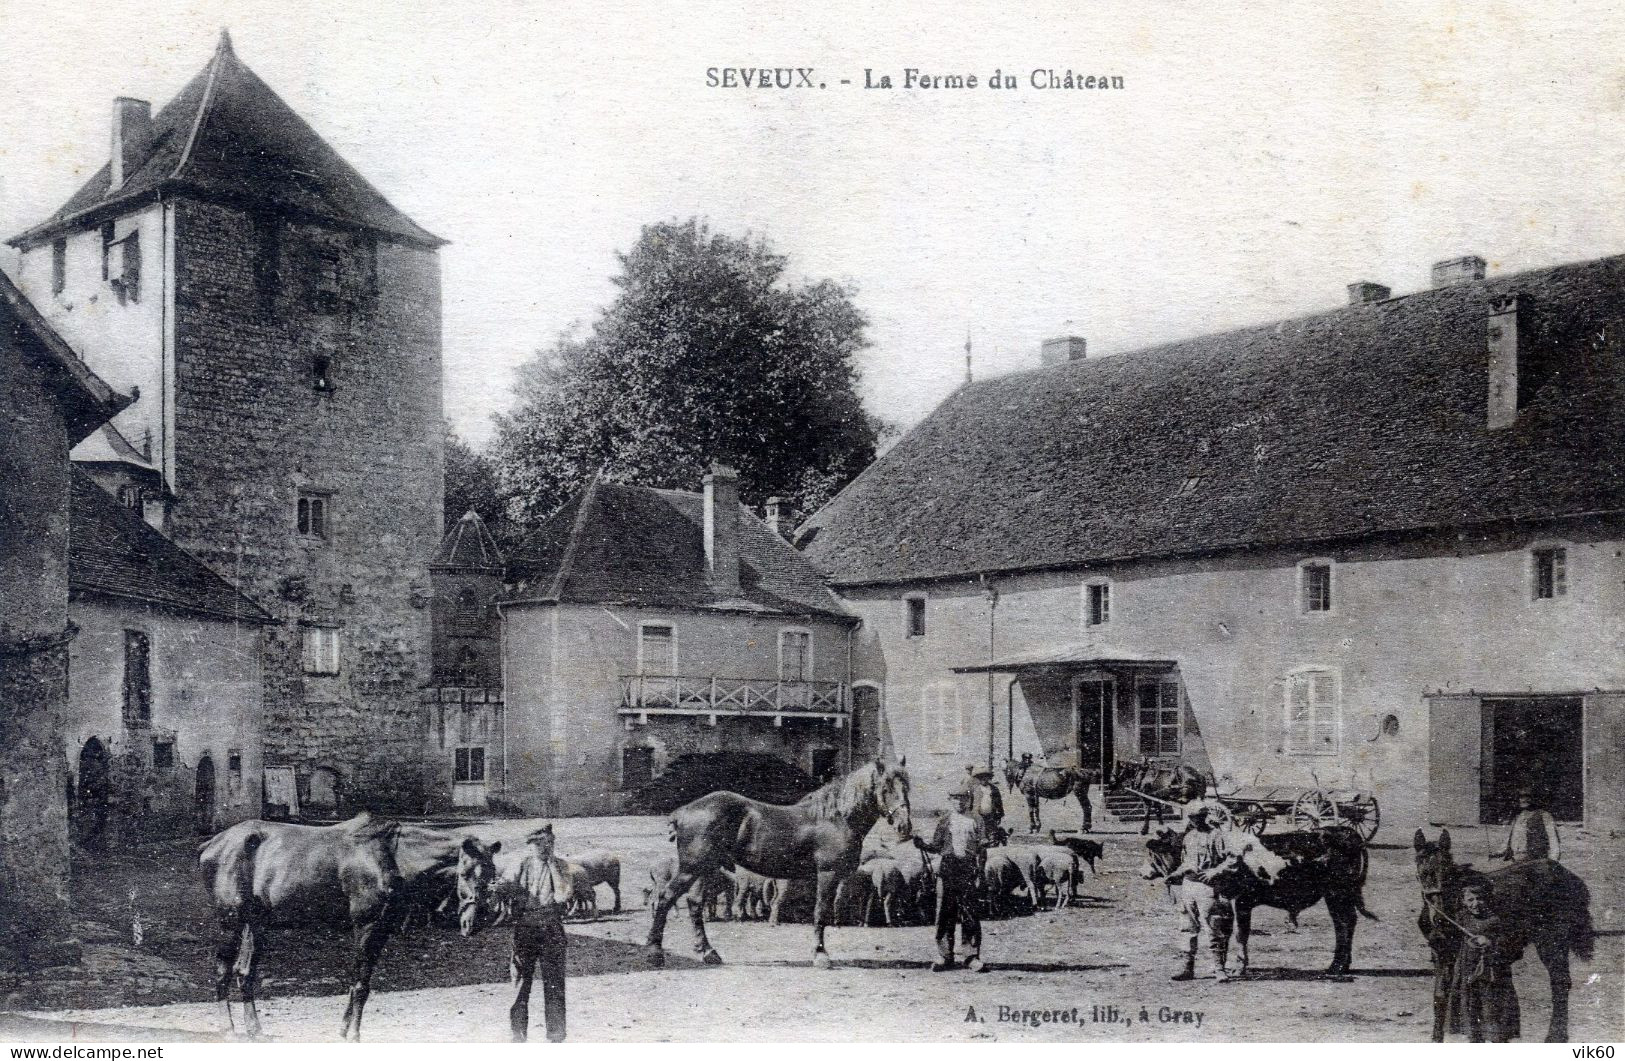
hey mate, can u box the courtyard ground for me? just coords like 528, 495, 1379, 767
2, 815, 1620, 1042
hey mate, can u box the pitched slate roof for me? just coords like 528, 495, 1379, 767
801, 254, 1625, 586
69, 470, 273, 623
9, 32, 442, 249
1, 268, 128, 442
505, 480, 853, 620
432, 510, 505, 569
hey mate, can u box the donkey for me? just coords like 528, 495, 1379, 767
1414, 828, 1594, 1043
1020, 766, 1101, 833
199, 812, 500, 1040
646, 758, 913, 969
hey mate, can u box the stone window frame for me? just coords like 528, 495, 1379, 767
1529, 541, 1570, 602
1083, 577, 1112, 627
301, 625, 341, 676
296, 490, 332, 542
1284, 664, 1341, 757
1296, 557, 1336, 616
904, 593, 927, 639
777, 627, 814, 682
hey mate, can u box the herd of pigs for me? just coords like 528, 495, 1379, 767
552, 830, 1106, 928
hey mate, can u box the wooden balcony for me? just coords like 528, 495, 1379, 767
619, 674, 848, 728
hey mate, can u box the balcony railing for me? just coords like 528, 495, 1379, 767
619, 674, 847, 726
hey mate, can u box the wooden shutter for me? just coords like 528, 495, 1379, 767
1427, 695, 1482, 825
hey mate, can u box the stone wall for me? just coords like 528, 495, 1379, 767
163, 199, 444, 813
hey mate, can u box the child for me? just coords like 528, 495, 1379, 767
915, 777, 988, 972
1449, 879, 1520, 1043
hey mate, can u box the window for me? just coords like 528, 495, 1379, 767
100, 222, 116, 279
297, 493, 329, 540
1136, 679, 1181, 757
312, 350, 335, 392
453, 588, 482, 635
302, 627, 340, 675
310, 252, 342, 314
1299, 561, 1333, 613
621, 747, 654, 790
637, 623, 676, 675
117, 484, 146, 511
1086, 582, 1111, 626
1285, 667, 1340, 755
227, 749, 243, 796
122, 629, 151, 727
454, 746, 486, 784
1532, 547, 1567, 600
923, 683, 960, 754
779, 629, 812, 681
905, 595, 927, 638
51, 239, 66, 295
106, 231, 140, 304
152, 737, 174, 770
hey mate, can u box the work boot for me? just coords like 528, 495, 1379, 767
1214, 967, 1236, 983
1170, 959, 1195, 982
966, 956, 987, 973
931, 957, 956, 972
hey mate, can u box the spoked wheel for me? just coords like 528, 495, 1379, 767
1351, 797, 1381, 843
1292, 789, 1337, 831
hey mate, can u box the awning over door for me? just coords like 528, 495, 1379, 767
952, 642, 1176, 674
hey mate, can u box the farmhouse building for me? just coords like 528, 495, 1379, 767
1, 269, 127, 969
800, 254, 1625, 836
8, 33, 446, 816
492, 467, 860, 816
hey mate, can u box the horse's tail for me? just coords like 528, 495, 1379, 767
1352, 842, 1379, 921
1567, 869, 1595, 961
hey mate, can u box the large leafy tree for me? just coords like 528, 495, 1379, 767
493, 219, 879, 525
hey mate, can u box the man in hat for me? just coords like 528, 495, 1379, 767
971, 765, 1007, 845
1497, 786, 1560, 864
504, 823, 572, 1041
915, 774, 988, 972
1165, 799, 1239, 983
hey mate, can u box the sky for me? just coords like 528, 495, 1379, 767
4, 1, 1625, 448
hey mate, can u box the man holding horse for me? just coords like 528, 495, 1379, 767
916, 775, 989, 973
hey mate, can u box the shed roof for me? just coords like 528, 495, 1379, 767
69, 470, 273, 623
10, 32, 442, 249
505, 480, 853, 620
800, 254, 1625, 586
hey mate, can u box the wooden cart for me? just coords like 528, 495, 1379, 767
1216, 785, 1380, 842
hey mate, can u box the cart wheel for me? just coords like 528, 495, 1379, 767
1292, 790, 1336, 830
1352, 797, 1380, 843
1244, 809, 1267, 837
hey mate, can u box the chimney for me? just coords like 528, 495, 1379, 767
1432, 255, 1486, 288
109, 97, 153, 192
1347, 281, 1390, 305
1486, 293, 1520, 430
764, 496, 789, 538
703, 464, 741, 596
1041, 335, 1088, 366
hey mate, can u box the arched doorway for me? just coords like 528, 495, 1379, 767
75, 738, 111, 850
194, 754, 216, 834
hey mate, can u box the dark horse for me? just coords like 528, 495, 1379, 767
199, 812, 501, 1040
645, 758, 914, 969
1110, 758, 1209, 834
1018, 765, 1100, 833
1413, 829, 1594, 1043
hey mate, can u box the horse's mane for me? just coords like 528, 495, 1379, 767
796, 764, 875, 820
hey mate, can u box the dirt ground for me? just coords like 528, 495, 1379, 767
3, 814, 1621, 1043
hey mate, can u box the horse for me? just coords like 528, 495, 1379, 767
1413, 829, 1594, 1043
1110, 758, 1210, 834
1019, 766, 1100, 833
198, 812, 501, 1040
645, 758, 913, 969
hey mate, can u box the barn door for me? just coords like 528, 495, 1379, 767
1427, 695, 1481, 824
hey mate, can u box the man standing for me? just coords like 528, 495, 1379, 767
504, 823, 572, 1042
1498, 786, 1560, 864
917, 776, 988, 972
1165, 800, 1239, 983
971, 765, 1007, 846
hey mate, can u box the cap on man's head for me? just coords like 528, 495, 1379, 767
972, 765, 995, 779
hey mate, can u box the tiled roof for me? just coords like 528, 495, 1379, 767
801, 254, 1625, 586
69, 470, 273, 623
1, 268, 128, 442
505, 480, 853, 620
432, 510, 505, 568
10, 32, 442, 249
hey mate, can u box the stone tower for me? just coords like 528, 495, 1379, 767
8, 33, 446, 814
